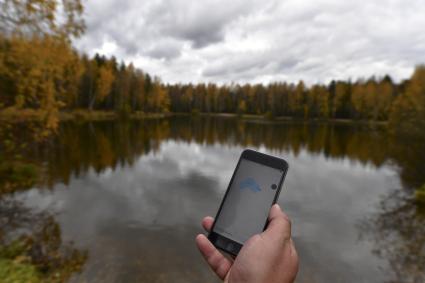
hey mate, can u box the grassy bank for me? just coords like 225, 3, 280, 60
0, 108, 172, 122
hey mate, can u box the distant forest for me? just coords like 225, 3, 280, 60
0, 0, 424, 136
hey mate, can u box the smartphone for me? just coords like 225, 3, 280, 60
208, 149, 289, 256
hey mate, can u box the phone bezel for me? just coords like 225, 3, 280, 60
208, 149, 289, 257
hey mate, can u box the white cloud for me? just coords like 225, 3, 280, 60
74, 0, 425, 84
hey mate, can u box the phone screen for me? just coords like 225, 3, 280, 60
213, 158, 284, 244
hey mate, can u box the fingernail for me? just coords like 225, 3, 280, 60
274, 203, 281, 210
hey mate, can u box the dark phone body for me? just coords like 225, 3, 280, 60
208, 149, 289, 256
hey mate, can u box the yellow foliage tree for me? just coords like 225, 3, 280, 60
0, 36, 82, 130
351, 82, 366, 118
89, 64, 114, 110
150, 78, 170, 112
0, 0, 85, 40
389, 66, 425, 137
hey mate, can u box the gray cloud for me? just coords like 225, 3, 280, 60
143, 38, 183, 60
145, 45, 180, 60
74, 0, 425, 84
202, 49, 299, 82
146, 0, 262, 48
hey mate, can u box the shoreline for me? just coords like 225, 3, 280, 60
0, 109, 388, 126
170, 112, 388, 126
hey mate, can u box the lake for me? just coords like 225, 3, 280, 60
1, 116, 424, 283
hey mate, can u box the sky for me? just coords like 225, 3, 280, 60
75, 0, 425, 85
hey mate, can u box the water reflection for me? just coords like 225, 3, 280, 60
359, 190, 425, 283
32, 118, 392, 186
1, 117, 424, 282
0, 198, 87, 282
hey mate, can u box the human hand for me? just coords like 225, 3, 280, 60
196, 204, 299, 283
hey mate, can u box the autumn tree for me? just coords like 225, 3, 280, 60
152, 78, 170, 112
288, 81, 305, 117
389, 65, 425, 137
0, 0, 85, 40
113, 62, 131, 113
90, 63, 114, 110
129, 69, 145, 111
331, 81, 352, 118
307, 85, 329, 118
316, 85, 330, 118
0, 36, 82, 129
375, 77, 394, 120
0, 0, 85, 131
351, 81, 366, 119
205, 83, 217, 113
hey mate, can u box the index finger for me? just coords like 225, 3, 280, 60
195, 234, 232, 280
202, 216, 214, 232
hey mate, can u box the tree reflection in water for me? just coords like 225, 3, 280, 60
359, 189, 425, 283
0, 198, 87, 282
40, 118, 425, 282
1, 116, 425, 281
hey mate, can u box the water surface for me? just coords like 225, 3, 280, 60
3, 117, 425, 282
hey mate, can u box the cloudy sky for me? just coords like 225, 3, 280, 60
75, 0, 425, 84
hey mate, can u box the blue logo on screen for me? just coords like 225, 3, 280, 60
239, 178, 261, 192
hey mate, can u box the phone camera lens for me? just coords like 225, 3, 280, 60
271, 184, 277, 190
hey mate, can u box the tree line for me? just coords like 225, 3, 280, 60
1, 35, 424, 121
0, 36, 169, 119
168, 75, 397, 120
0, 0, 424, 136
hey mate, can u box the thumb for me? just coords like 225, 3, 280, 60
262, 204, 291, 241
